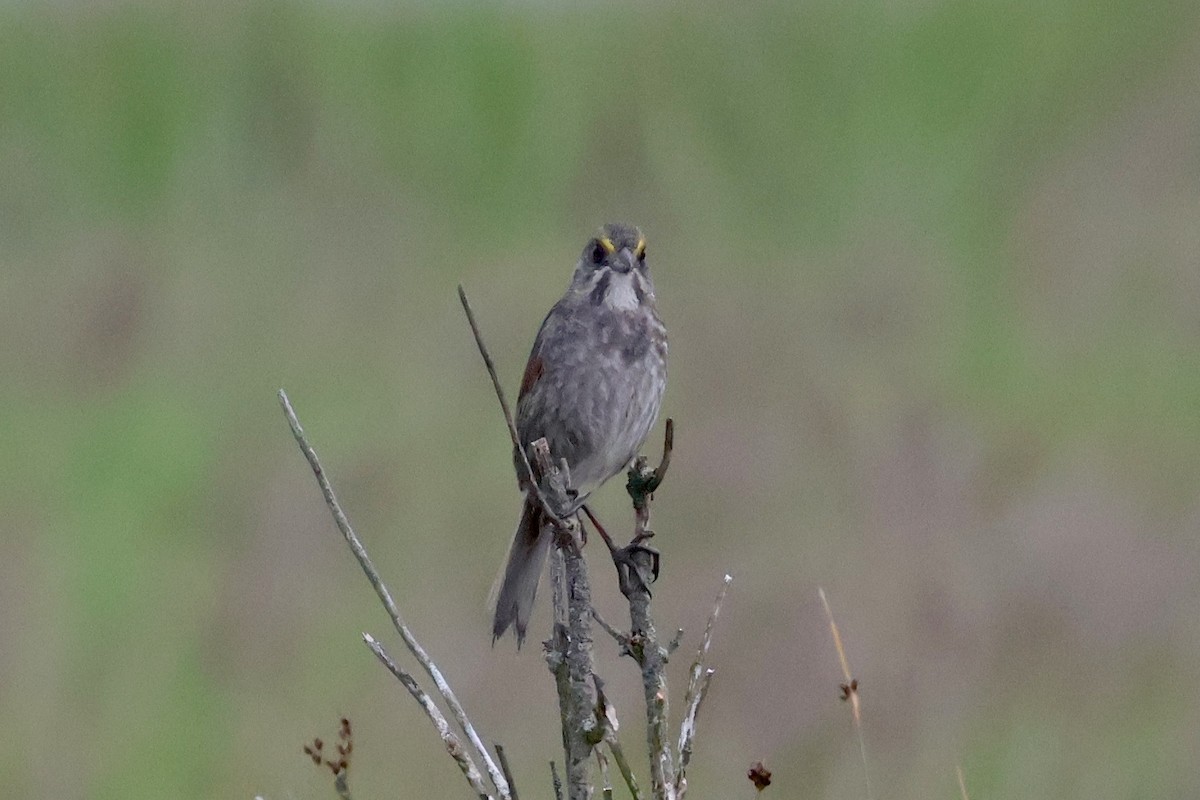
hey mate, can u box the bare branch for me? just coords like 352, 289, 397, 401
595, 746, 612, 800
550, 761, 564, 800
665, 628, 685, 656
531, 438, 598, 800
590, 607, 630, 652
495, 745, 519, 800
605, 738, 641, 800
674, 667, 712, 798
956, 765, 971, 800
458, 288, 599, 799
364, 633, 492, 800
593, 676, 644, 800
620, 423, 678, 800
818, 587, 873, 800
681, 575, 731, 708
675, 574, 732, 797
551, 593, 599, 797
458, 285, 565, 524
646, 418, 673, 491
279, 389, 510, 799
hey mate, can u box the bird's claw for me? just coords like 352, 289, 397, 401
614, 539, 660, 598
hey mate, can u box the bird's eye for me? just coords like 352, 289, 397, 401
590, 241, 607, 265
637, 247, 647, 263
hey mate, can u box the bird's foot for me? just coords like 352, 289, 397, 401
583, 504, 659, 597
614, 531, 660, 598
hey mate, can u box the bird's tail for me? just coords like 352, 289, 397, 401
489, 497, 552, 646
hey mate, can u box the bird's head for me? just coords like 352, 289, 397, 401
568, 222, 654, 311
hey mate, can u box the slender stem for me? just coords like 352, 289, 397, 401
675, 574, 732, 797
593, 676, 644, 800
457, 288, 599, 797
364, 634, 492, 800
956, 765, 971, 800
596, 747, 612, 799
550, 761, 564, 800
279, 389, 509, 799
605, 732, 643, 800
496, 744, 520, 800
590, 606, 630, 651
458, 285, 565, 523
819, 588, 873, 800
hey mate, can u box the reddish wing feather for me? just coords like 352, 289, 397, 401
518, 355, 544, 400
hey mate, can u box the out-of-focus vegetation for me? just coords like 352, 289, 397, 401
2, 2, 1198, 798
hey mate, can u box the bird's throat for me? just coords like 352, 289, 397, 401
602, 271, 642, 311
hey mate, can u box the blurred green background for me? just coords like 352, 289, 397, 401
3, 1, 1199, 797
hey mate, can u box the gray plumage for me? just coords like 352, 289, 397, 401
492, 223, 667, 645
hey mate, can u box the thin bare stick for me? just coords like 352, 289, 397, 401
279, 389, 509, 799
590, 607, 630, 650
650, 418, 673, 490
605, 738, 642, 800
364, 634, 492, 800
681, 575, 732, 711
457, 285, 520, 456
674, 668, 712, 799
665, 627, 685, 656
593, 675, 644, 800
458, 284, 564, 524
819, 589, 856, 721
595, 747, 612, 800
818, 588, 873, 800
458, 284, 597, 798
496, 745, 519, 800
675, 573, 732, 797
956, 765, 970, 800
550, 762, 564, 800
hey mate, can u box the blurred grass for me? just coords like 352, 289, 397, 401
2, 1, 1199, 798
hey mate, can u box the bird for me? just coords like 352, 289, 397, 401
491, 223, 668, 645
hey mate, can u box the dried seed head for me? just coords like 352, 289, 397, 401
748, 760, 772, 791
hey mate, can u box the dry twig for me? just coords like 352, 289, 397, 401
675, 574, 732, 797
550, 761, 564, 800
818, 587, 872, 800
364, 634, 492, 800
593, 675, 644, 800
590, 607, 631, 652
458, 285, 565, 523
279, 389, 509, 800
458, 288, 599, 800
495, 745, 520, 800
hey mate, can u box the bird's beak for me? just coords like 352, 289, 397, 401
614, 247, 637, 274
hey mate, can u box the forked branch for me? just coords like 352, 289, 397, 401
279, 389, 510, 800
458, 288, 599, 800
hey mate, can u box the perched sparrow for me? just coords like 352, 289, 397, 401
491, 223, 668, 644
